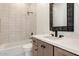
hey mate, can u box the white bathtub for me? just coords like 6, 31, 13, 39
0, 40, 32, 56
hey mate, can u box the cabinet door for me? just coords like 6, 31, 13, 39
38, 40, 53, 56
37, 40, 44, 56
54, 46, 76, 56
43, 42, 53, 56
32, 38, 38, 56
32, 45, 38, 56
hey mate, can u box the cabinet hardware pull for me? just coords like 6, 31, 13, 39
35, 49, 38, 51
41, 45, 43, 47
43, 46, 46, 48
33, 41, 36, 42
41, 45, 46, 48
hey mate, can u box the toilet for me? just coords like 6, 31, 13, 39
22, 43, 32, 56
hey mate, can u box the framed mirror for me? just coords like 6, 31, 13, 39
50, 3, 74, 31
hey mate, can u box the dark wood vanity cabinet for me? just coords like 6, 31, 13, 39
32, 38, 53, 56
32, 38, 77, 56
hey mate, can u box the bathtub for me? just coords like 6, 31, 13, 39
0, 40, 32, 56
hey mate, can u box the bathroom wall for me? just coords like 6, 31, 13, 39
0, 3, 79, 44
36, 3, 49, 34
0, 3, 36, 44
36, 3, 79, 39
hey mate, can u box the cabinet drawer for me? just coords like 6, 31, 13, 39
54, 46, 76, 56
32, 38, 38, 46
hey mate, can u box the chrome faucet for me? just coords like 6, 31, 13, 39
54, 30, 58, 37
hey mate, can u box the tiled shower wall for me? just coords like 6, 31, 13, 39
0, 3, 36, 44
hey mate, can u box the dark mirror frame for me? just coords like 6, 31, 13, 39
50, 3, 74, 32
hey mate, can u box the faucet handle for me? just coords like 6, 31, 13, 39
59, 35, 64, 38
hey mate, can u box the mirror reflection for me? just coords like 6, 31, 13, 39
53, 3, 67, 27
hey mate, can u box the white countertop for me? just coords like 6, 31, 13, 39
32, 35, 79, 55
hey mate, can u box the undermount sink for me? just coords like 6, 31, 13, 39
44, 35, 59, 39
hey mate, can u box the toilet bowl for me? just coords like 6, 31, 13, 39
22, 43, 32, 56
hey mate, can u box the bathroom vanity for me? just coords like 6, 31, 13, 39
32, 35, 79, 56
32, 3, 77, 56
